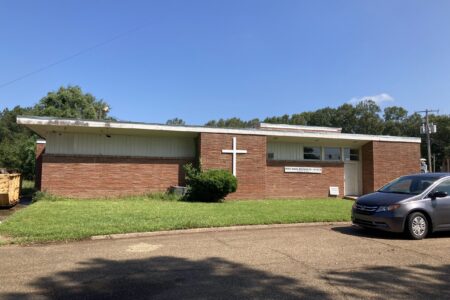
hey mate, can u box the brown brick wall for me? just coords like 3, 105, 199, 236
266, 161, 344, 198
199, 133, 345, 199
199, 133, 267, 199
362, 141, 420, 194
41, 154, 194, 198
38, 134, 421, 199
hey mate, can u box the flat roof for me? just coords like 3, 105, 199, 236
17, 115, 421, 143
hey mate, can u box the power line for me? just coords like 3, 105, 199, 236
0, 25, 145, 89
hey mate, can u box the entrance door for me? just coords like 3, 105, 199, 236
344, 162, 360, 196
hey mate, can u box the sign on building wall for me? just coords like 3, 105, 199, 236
284, 166, 322, 174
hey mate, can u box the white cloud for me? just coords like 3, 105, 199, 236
349, 93, 395, 105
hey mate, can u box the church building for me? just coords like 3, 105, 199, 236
18, 116, 421, 199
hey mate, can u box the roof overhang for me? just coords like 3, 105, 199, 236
259, 122, 342, 133
17, 116, 422, 144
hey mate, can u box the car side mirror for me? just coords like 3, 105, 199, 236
429, 191, 448, 199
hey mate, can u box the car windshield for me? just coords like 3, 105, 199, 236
378, 176, 440, 195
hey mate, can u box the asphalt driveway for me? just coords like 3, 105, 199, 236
1, 224, 450, 299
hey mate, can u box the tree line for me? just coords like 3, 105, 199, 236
1, 86, 449, 180
188, 102, 449, 170
205, 100, 450, 171
205, 101, 422, 137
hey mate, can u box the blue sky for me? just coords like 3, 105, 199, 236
1, 0, 449, 124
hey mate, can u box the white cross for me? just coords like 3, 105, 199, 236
222, 137, 247, 176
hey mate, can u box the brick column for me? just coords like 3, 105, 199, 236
35, 140, 46, 190
362, 141, 420, 194
199, 133, 267, 199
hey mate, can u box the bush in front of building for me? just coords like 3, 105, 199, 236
183, 164, 237, 202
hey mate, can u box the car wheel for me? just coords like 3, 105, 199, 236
407, 212, 428, 240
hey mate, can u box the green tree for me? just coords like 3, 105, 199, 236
205, 117, 253, 128
0, 86, 112, 179
307, 107, 338, 127
289, 113, 309, 125
223, 117, 248, 128
245, 118, 261, 128
263, 114, 290, 124
34, 85, 111, 120
0, 106, 36, 179
383, 106, 408, 122
382, 106, 409, 136
353, 100, 384, 134
334, 103, 357, 133
402, 113, 422, 137
428, 114, 450, 170
166, 118, 186, 125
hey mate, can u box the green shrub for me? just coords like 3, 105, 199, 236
183, 164, 237, 202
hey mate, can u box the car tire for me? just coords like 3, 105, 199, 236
406, 212, 429, 240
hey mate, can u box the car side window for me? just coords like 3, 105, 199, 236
410, 179, 434, 194
433, 180, 450, 196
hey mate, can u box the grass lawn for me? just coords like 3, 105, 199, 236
0, 196, 353, 244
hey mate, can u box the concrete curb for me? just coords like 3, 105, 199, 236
91, 221, 352, 241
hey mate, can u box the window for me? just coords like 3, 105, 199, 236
433, 180, 450, 195
378, 175, 440, 195
324, 147, 341, 161
267, 142, 302, 161
344, 148, 359, 161
304, 146, 321, 160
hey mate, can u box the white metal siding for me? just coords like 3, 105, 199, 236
46, 132, 196, 158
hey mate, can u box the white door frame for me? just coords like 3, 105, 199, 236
343, 148, 362, 196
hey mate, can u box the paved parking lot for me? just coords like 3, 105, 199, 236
1, 223, 450, 299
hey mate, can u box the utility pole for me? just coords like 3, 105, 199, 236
417, 109, 439, 172
432, 154, 436, 174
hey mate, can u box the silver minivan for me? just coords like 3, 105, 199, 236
352, 173, 450, 239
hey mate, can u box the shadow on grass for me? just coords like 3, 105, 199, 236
2, 256, 329, 299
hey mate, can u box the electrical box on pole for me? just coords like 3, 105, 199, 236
420, 123, 437, 134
